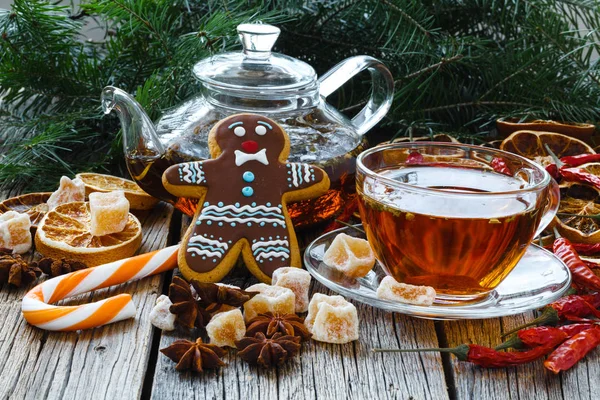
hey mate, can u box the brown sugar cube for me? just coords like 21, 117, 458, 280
243, 283, 295, 322
149, 295, 176, 331
272, 267, 311, 313
376, 276, 436, 306
206, 308, 246, 348
0, 211, 32, 254
305, 293, 359, 344
322, 233, 375, 278
47, 176, 85, 209
89, 190, 130, 236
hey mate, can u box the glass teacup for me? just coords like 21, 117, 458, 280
356, 143, 560, 303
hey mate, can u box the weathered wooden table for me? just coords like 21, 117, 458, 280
1, 193, 598, 400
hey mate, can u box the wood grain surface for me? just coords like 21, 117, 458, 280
1, 191, 599, 400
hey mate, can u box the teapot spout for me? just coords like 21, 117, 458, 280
101, 86, 165, 157
101, 86, 181, 203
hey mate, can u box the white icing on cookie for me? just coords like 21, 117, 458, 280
256, 251, 290, 260
189, 234, 229, 249
251, 239, 289, 250
179, 162, 205, 184
234, 149, 268, 166
197, 203, 286, 227
303, 164, 311, 182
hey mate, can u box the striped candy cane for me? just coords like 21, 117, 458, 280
22, 245, 179, 331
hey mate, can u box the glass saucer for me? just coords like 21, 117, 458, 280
303, 225, 572, 320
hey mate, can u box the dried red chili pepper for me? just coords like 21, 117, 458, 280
545, 164, 561, 181
584, 260, 600, 270
580, 292, 600, 308
406, 151, 424, 165
560, 154, 600, 167
491, 157, 512, 176
572, 242, 600, 256
495, 326, 568, 350
374, 335, 565, 368
550, 295, 600, 319
559, 323, 599, 337
496, 324, 598, 350
544, 326, 600, 373
503, 295, 600, 337
542, 146, 600, 186
560, 166, 600, 189
553, 230, 600, 292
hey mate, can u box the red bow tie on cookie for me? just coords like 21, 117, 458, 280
234, 149, 268, 166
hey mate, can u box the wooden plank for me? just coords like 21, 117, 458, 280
151, 219, 449, 399
0, 195, 174, 400
442, 313, 590, 400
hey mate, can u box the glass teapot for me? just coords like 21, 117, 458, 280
102, 23, 394, 227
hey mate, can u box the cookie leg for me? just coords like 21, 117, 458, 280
242, 226, 298, 282
178, 223, 243, 283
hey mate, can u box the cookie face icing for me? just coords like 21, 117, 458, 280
162, 114, 330, 283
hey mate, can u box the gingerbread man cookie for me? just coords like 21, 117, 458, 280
162, 114, 330, 283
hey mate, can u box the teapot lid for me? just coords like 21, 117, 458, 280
193, 24, 318, 96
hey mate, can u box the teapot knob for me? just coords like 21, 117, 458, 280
237, 23, 280, 60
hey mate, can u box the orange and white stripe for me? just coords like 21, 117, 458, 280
22, 245, 179, 331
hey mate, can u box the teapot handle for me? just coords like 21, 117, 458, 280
318, 56, 394, 136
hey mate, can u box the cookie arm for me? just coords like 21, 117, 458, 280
283, 163, 330, 202
162, 161, 209, 198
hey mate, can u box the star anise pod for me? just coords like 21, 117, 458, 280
192, 280, 258, 312
246, 312, 312, 342
33, 257, 88, 277
236, 332, 301, 368
0, 252, 42, 287
160, 338, 226, 373
168, 276, 211, 329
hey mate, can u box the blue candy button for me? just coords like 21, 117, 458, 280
242, 186, 254, 197
243, 171, 255, 183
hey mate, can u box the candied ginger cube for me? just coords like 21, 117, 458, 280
272, 267, 311, 313
89, 190, 130, 236
149, 295, 176, 331
47, 176, 85, 209
243, 283, 295, 322
376, 276, 436, 306
305, 293, 359, 344
206, 308, 246, 348
322, 233, 375, 278
0, 211, 32, 254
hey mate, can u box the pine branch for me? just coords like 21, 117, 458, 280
379, 0, 432, 38
399, 54, 464, 83
279, 26, 382, 53
341, 54, 465, 113
109, 0, 173, 60
410, 101, 538, 115
478, 64, 533, 101
535, 24, 600, 86
315, 0, 365, 28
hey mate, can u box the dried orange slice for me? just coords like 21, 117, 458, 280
0, 192, 51, 230
554, 183, 600, 243
35, 202, 142, 266
500, 131, 594, 167
76, 173, 158, 210
496, 118, 595, 143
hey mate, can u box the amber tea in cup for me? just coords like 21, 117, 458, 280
356, 143, 559, 303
